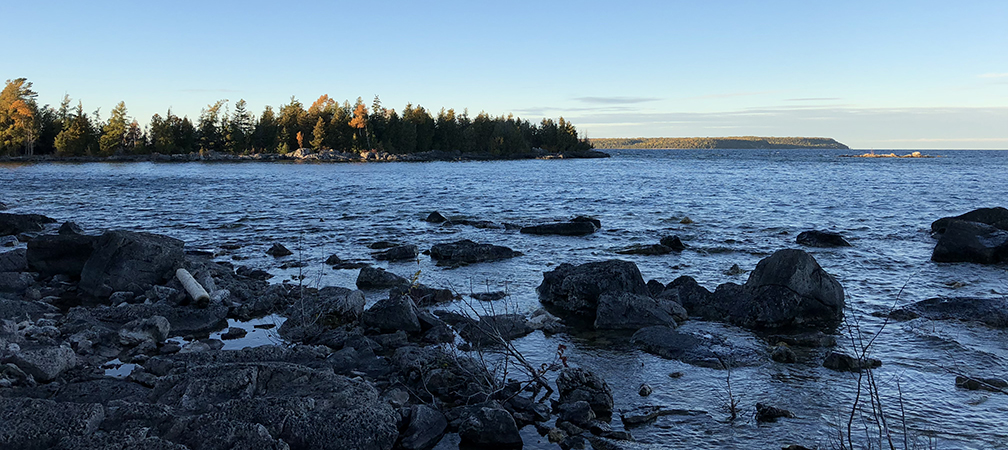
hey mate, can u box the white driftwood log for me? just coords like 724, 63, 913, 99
176, 268, 210, 303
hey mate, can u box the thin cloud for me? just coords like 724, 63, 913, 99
978, 73, 1008, 78
682, 90, 779, 101
786, 97, 841, 102
573, 96, 660, 105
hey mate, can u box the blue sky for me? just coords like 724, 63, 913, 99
5, 0, 1007, 149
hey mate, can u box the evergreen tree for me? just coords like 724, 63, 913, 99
99, 101, 128, 156
54, 102, 95, 156
310, 117, 326, 149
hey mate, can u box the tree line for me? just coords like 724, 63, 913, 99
0, 78, 593, 158
591, 136, 849, 150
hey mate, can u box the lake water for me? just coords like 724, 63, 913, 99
2, 149, 1007, 449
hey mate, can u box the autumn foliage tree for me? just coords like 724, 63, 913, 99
0, 78, 38, 156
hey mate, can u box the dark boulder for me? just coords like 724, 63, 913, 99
571, 216, 602, 229
26, 233, 98, 277
0, 213, 56, 236
457, 403, 522, 449
615, 243, 674, 255
425, 211, 448, 223
796, 230, 851, 247
429, 239, 521, 266
58, 221, 84, 235
659, 235, 686, 251
556, 368, 614, 417
324, 254, 368, 269
388, 283, 457, 307
931, 220, 1008, 264
663, 276, 714, 318
471, 291, 507, 302
898, 296, 1008, 328
521, 221, 597, 236
697, 249, 844, 332
356, 266, 408, 289
594, 292, 684, 330
955, 375, 1008, 392
822, 351, 881, 372
453, 314, 533, 347
0, 272, 33, 293
932, 207, 1008, 234
399, 404, 447, 450
362, 294, 420, 334
558, 400, 596, 427
265, 243, 292, 257
78, 230, 184, 298
118, 315, 171, 346
646, 279, 665, 297
10, 344, 77, 382
755, 403, 795, 422
0, 248, 27, 273
374, 244, 418, 262
537, 260, 649, 318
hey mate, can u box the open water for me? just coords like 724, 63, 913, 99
2, 149, 1007, 449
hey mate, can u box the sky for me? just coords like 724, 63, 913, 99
4, 0, 1007, 149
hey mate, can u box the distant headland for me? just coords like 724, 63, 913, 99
590, 136, 849, 150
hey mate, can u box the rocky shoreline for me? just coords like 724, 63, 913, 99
0, 147, 610, 165
1, 207, 1006, 449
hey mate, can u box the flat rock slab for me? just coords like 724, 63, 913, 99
0, 397, 104, 449
429, 239, 521, 266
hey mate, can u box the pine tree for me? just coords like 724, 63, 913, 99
310, 117, 326, 150
99, 101, 128, 156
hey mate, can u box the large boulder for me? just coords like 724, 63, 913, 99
537, 260, 649, 318
594, 292, 684, 330
362, 294, 420, 334
457, 402, 522, 449
932, 207, 1008, 234
26, 233, 99, 277
555, 368, 614, 417
931, 220, 1008, 264
399, 404, 447, 450
10, 344, 77, 382
0, 213, 56, 236
356, 266, 408, 289
520, 221, 597, 236
701, 249, 845, 332
118, 315, 171, 347
429, 239, 521, 266
662, 276, 714, 318
0, 272, 34, 293
79, 230, 184, 298
280, 286, 365, 341
0, 397, 104, 449
0, 248, 27, 273
796, 230, 851, 247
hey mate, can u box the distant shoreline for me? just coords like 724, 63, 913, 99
590, 136, 849, 150
0, 148, 611, 164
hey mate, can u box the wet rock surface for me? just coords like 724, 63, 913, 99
429, 239, 521, 266
931, 220, 1008, 264
796, 230, 852, 247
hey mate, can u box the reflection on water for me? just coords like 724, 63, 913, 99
4, 149, 1008, 449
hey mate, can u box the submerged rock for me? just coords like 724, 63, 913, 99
755, 403, 795, 422
615, 243, 676, 256
374, 244, 418, 262
521, 221, 597, 236
425, 211, 448, 224
429, 239, 521, 266
796, 230, 851, 247
822, 351, 881, 372
630, 325, 755, 369
659, 235, 686, 251
931, 220, 1008, 264
955, 375, 1008, 392
896, 296, 1008, 328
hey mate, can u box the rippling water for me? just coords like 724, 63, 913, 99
2, 149, 1007, 448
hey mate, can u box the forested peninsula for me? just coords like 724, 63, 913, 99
591, 136, 849, 150
0, 78, 601, 161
